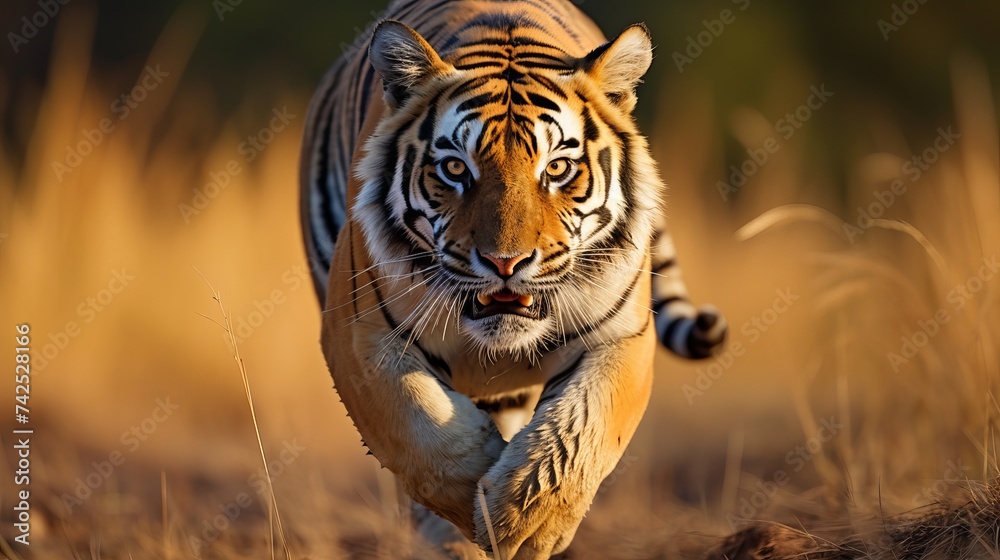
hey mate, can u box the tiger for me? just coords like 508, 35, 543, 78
299, 0, 727, 557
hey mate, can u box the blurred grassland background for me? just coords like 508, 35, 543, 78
0, 0, 999, 558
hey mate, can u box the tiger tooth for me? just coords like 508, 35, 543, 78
477, 293, 493, 306
518, 294, 534, 307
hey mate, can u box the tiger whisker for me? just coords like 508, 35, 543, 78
568, 272, 656, 314
347, 251, 436, 281
346, 274, 436, 325
573, 257, 672, 280
376, 282, 448, 367
553, 290, 595, 352
403, 282, 450, 355
345, 266, 439, 299
560, 276, 638, 345
439, 295, 456, 341
320, 266, 439, 314
380, 275, 445, 344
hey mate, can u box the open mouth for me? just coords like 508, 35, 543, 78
464, 289, 545, 320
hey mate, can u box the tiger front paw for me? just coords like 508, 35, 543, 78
472, 470, 588, 560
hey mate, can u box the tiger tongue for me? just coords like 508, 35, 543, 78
491, 292, 520, 303
479, 291, 535, 307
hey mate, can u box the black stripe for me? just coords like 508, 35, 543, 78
528, 92, 561, 112
615, 131, 636, 210
416, 150, 443, 209
455, 61, 506, 71
517, 52, 571, 66
557, 268, 644, 346
573, 147, 607, 203
558, 138, 580, 150
587, 217, 635, 253
371, 277, 455, 385
652, 296, 684, 314
516, 61, 574, 71
441, 262, 480, 279
435, 136, 459, 151
455, 49, 513, 63
349, 229, 360, 317
402, 0, 455, 38
561, 215, 579, 237
445, 36, 563, 52
458, 92, 503, 113
449, 76, 491, 100
619, 316, 653, 342
514, 0, 583, 43
475, 393, 528, 413
599, 146, 613, 207
536, 352, 587, 408
441, 240, 470, 264
686, 332, 714, 360
358, 64, 377, 133
583, 130, 638, 250
312, 81, 342, 267
659, 317, 687, 350
417, 91, 447, 142
536, 257, 572, 279
402, 209, 435, 249
652, 258, 677, 273
576, 206, 613, 244
452, 112, 482, 146
455, 11, 545, 35
582, 106, 599, 141
369, 272, 402, 330
420, 347, 453, 379
433, 214, 453, 242
368, 264, 454, 383
538, 113, 566, 146
541, 246, 569, 264
500, 67, 527, 84
530, 74, 568, 99
389, 119, 428, 253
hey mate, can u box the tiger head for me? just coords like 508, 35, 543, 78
355, 20, 661, 359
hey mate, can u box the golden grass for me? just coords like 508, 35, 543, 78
200, 280, 291, 558
0, 11, 998, 560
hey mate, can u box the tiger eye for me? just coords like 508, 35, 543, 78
547, 159, 568, 177
546, 159, 575, 183
444, 158, 467, 178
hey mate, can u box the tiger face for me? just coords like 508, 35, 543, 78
356, 21, 659, 358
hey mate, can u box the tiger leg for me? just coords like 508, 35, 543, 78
407, 391, 542, 556
473, 327, 655, 559
324, 223, 507, 538
650, 227, 728, 359
413, 502, 484, 558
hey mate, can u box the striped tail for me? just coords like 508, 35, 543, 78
649, 228, 727, 359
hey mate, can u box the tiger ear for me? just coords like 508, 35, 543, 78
581, 24, 653, 112
369, 20, 449, 108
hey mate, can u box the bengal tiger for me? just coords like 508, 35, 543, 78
299, 0, 727, 556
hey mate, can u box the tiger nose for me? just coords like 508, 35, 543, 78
478, 250, 534, 279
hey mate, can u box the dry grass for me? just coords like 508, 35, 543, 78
200, 280, 292, 558
708, 480, 1000, 559
1, 11, 998, 560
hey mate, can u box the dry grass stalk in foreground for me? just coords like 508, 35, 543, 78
200, 278, 291, 559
